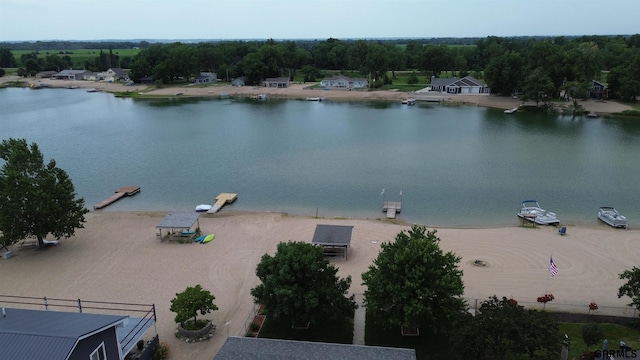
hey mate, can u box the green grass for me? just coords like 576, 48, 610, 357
12, 49, 140, 67
559, 323, 640, 360
258, 315, 353, 344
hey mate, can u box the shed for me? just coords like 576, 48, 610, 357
155, 212, 200, 238
311, 224, 353, 260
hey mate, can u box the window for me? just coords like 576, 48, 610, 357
89, 342, 106, 360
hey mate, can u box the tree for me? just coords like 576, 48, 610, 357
0, 48, 17, 68
457, 296, 559, 360
521, 67, 556, 106
582, 323, 604, 351
250, 241, 356, 327
361, 225, 465, 334
618, 266, 640, 313
0, 138, 89, 250
170, 284, 218, 326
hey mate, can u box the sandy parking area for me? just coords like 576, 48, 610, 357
1, 211, 639, 359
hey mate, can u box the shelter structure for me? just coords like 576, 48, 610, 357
311, 224, 354, 260
215, 337, 416, 360
155, 212, 200, 239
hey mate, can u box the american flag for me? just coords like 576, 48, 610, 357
549, 257, 559, 277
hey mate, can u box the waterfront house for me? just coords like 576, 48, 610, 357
590, 79, 608, 99
264, 77, 290, 88
194, 72, 217, 84
430, 76, 490, 94
231, 77, 246, 86
54, 69, 91, 80
36, 70, 58, 78
320, 75, 368, 89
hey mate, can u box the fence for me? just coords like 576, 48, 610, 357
463, 297, 638, 318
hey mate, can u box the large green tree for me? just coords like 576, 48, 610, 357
618, 266, 640, 313
361, 225, 465, 334
0, 138, 88, 250
250, 241, 356, 327
457, 296, 560, 360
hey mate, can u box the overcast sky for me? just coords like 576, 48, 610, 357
0, 0, 637, 42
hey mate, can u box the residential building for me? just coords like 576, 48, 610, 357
194, 72, 217, 84
264, 77, 290, 88
430, 76, 490, 94
320, 76, 368, 89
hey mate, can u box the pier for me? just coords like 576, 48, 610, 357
94, 186, 141, 210
382, 201, 402, 219
207, 193, 238, 214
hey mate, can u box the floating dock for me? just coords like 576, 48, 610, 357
207, 193, 238, 214
382, 201, 402, 219
94, 186, 141, 210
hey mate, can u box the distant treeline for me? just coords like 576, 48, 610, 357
1, 35, 639, 101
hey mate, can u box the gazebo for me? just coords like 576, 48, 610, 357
155, 212, 201, 239
311, 224, 353, 260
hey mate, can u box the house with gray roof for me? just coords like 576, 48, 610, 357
194, 72, 217, 84
54, 69, 91, 80
320, 75, 368, 89
430, 75, 490, 94
264, 77, 290, 88
0, 304, 158, 360
215, 337, 417, 360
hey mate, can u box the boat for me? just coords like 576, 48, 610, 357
587, 111, 598, 118
201, 234, 215, 244
598, 207, 628, 228
305, 96, 326, 101
251, 94, 267, 101
401, 98, 416, 105
517, 200, 560, 225
504, 107, 518, 114
195, 204, 212, 212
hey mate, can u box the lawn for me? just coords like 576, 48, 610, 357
559, 322, 640, 360
12, 49, 140, 67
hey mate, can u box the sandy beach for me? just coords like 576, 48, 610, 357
1, 210, 639, 360
2, 75, 633, 114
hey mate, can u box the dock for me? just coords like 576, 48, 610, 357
207, 193, 238, 214
382, 201, 402, 219
94, 186, 141, 210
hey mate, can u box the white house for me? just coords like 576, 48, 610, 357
320, 76, 368, 89
97, 68, 129, 82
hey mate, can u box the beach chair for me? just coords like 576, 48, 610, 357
558, 227, 566, 236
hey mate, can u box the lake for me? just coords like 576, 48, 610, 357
2, 87, 639, 227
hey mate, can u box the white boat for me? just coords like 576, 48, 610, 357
598, 207, 628, 228
251, 94, 267, 101
517, 200, 560, 225
195, 204, 212, 212
305, 96, 326, 101
504, 107, 518, 114
401, 98, 416, 105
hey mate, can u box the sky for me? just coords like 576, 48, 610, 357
0, 0, 637, 42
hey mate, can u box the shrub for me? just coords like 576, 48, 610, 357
150, 342, 170, 360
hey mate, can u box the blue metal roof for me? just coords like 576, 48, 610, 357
0, 308, 127, 360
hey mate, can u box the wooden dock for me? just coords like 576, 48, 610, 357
94, 186, 141, 210
382, 201, 402, 219
207, 193, 238, 214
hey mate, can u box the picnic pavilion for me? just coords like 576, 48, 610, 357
155, 212, 201, 239
311, 224, 354, 260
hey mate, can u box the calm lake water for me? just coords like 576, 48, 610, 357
2, 87, 639, 227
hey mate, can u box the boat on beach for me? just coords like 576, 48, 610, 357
598, 207, 628, 228
504, 107, 518, 114
517, 200, 560, 225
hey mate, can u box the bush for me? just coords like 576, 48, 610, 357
250, 322, 261, 331
150, 342, 170, 360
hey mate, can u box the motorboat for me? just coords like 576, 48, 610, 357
305, 96, 326, 101
195, 204, 212, 212
401, 98, 416, 105
504, 107, 518, 114
517, 200, 560, 225
598, 207, 628, 228
251, 94, 267, 101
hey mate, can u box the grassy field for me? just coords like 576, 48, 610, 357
11, 49, 140, 67
559, 322, 640, 360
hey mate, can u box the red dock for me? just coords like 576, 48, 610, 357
94, 186, 141, 210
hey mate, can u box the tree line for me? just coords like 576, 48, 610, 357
2, 35, 639, 100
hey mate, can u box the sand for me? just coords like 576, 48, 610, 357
1, 210, 639, 360
2, 75, 633, 113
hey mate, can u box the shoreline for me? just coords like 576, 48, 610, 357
1, 75, 633, 114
